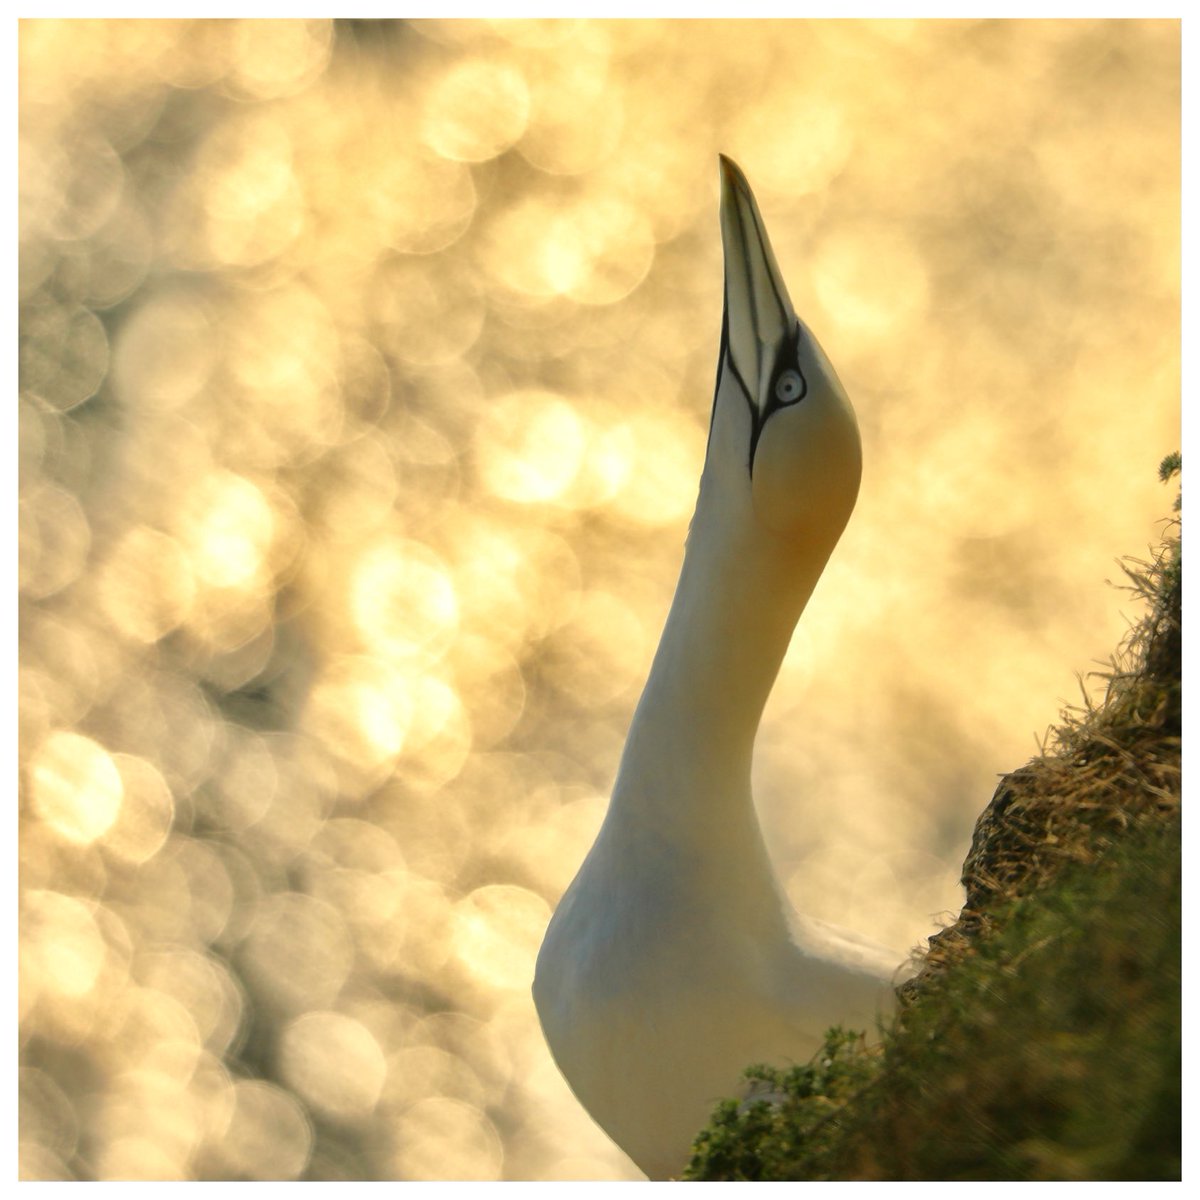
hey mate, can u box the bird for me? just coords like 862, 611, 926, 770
532, 156, 908, 1180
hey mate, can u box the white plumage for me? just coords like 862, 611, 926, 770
533, 156, 905, 1180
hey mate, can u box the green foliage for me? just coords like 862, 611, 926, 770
687, 820, 1180, 1181
879, 818, 1180, 1181
684, 1030, 881, 1181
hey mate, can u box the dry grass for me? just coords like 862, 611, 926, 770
907, 456, 1180, 996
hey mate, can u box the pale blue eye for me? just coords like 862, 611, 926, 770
775, 369, 804, 404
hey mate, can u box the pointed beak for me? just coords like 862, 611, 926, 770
719, 155, 797, 416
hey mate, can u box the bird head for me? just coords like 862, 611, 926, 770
709, 155, 861, 545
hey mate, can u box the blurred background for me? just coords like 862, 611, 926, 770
18, 18, 1179, 1182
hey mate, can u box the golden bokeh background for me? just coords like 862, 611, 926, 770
18, 18, 1179, 1182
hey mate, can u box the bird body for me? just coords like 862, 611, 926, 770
533, 157, 904, 1180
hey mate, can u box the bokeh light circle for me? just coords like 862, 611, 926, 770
30, 732, 123, 847
279, 1010, 388, 1119
422, 59, 531, 162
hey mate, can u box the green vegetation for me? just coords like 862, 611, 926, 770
686, 458, 1181, 1182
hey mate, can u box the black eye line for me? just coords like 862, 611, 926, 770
709, 290, 759, 460
772, 325, 806, 404
712, 278, 760, 470
748, 324, 806, 473
709, 297, 806, 475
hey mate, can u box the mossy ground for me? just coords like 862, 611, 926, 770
685, 457, 1181, 1182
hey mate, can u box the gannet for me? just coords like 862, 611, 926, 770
533, 156, 905, 1180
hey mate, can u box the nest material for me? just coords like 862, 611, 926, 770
901, 506, 1181, 1003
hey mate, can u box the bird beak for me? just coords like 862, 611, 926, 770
718, 155, 797, 418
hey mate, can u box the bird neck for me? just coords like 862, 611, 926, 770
610, 458, 839, 840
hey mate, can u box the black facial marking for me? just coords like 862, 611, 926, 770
708, 294, 808, 474
747, 322, 806, 473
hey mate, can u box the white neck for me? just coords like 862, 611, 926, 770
607, 438, 838, 847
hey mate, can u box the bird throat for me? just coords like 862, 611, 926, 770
609, 466, 831, 839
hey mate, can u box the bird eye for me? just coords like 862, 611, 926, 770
774, 369, 805, 405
